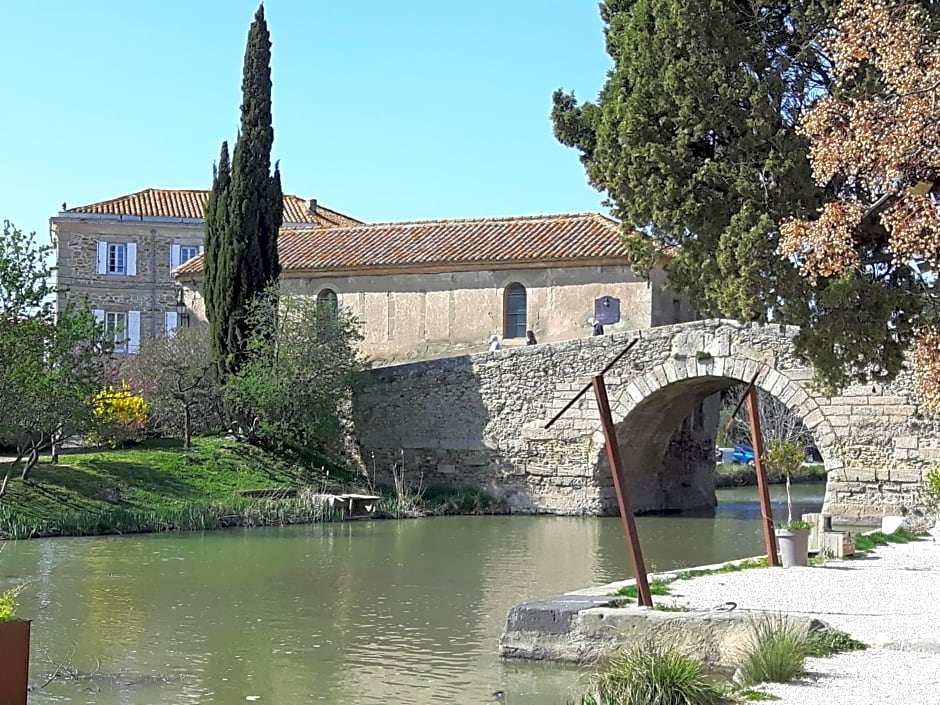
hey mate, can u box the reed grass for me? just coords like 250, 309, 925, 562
586, 641, 728, 705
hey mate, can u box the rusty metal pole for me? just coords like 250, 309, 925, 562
592, 375, 653, 607
744, 386, 780, 567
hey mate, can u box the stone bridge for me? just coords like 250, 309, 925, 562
352, 319, 937, 525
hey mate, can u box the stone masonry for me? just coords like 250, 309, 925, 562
352, 319, 935, 525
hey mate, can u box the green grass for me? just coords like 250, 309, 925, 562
736, 689, 779, 701
737, 615, 811, 686
0, 436, 353, 538
420, 485, 510, 515
610, 559, 771, 604
853, 527, 920, 554
585, 641, 729, 705
673, 558, 769, 581
714, 463, 826, 488
614, 578, 674, 599
0, 437, 511, 538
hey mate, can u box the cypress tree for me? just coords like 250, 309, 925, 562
204, 141, 231, 371
204, 4, 283, 378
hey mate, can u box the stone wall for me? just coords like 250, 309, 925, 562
52, 217, 204, 343
352, 319, 934, 524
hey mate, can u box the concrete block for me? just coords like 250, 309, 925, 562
818, 531, 855, 558
881, 516, 907, 534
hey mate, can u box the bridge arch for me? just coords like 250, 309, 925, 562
588, 357, 839, 515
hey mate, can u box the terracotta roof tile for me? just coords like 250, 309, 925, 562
62, 188, 360, 227
176, 212, 624, 275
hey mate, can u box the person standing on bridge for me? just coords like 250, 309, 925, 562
526, 330, 538, 346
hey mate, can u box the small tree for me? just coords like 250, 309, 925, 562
124, 328, 223, 448
0, 221, 111, 493
225, 287, 368, 453
765, 440, 807, 525
721, 386, 812, 450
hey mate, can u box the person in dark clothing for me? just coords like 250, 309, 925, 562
526, 330, 537, 346
590, 317, 604, 336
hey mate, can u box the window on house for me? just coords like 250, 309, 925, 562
179, 246, 199, 265
98, 241, 136, 276
108, 244, 127, 275
105, 312, 128, 353
503, 283, 527, 339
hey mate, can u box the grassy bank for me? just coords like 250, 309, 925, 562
0, 436, 355, 539
715, 462, 826, 488
0, 437, 508, 539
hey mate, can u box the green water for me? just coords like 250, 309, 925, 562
3, 484, 824, 705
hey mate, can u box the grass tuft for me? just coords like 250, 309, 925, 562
586, 641, 729, 705
737, 615, 810, 686
614, 578, 674, 599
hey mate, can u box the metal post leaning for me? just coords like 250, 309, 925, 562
725, 369, 779, 567
544, 339, 653, 606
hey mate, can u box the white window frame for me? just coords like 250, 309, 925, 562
97, 241, 137, 276
171, 244, 203, 271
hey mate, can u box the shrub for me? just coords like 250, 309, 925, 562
738, 615, 810, 685
0, 589, 17, 622
806, 628, 867, 657
90, 382, 149, 447
587, 641, 728, 705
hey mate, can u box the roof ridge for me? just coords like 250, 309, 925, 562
66, 187, 324, 212
280, 211, 613, 232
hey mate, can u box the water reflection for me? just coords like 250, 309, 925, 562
3, 484, 824, 705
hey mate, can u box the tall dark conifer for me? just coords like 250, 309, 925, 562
204, 141, 231, 370
204, 4, 283, 378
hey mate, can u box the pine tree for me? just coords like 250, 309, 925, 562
552, 0, 938, 391
204, 4, 283, 378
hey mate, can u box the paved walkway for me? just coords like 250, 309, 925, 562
666, 530, 940, 704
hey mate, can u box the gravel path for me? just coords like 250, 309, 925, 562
664, 534, 940, 704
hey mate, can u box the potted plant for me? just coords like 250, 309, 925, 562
0, 588, 30, 705
766, 440, 813, 567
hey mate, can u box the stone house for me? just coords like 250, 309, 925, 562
51, 188, 359, 352
175, 212, 695, 365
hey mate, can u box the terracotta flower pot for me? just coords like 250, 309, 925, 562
0, 620, 30, 705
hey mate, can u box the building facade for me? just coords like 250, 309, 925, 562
51, 188, 359, 352
176, 212, 694, 365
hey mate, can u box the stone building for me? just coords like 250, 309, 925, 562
175, 212, 694, 364
51, 188, 358, 351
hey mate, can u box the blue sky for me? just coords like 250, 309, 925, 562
0, 1, 612, 243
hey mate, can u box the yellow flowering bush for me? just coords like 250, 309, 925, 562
90, 382, 149, 447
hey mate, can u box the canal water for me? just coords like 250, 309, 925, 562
3, 484, 824, 705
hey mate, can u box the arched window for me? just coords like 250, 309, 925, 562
317, 288, 338, 316
503, 283, 527, 339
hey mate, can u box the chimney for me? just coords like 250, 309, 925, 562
307, 198, 318, 215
